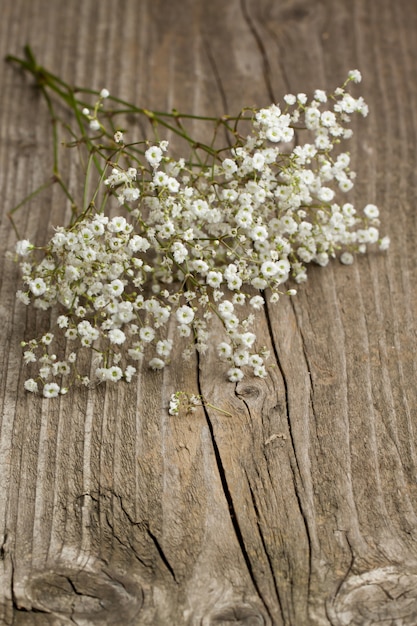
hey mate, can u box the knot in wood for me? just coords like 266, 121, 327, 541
202, 602, 266, 625
328, 566, 417, 625
23, 567, 143, 624
235, 383, 261, 400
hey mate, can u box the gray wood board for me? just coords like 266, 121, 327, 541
1, 0, 416, 624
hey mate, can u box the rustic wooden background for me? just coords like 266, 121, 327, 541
1, 0, 417, 624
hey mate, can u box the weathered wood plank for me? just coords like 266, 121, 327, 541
1, 0, 417, 624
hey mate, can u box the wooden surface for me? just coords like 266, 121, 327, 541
1, 0, 417, 624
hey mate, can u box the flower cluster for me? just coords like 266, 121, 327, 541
15, 70, 389, 397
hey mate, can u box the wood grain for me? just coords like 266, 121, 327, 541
1, 0, 417, 624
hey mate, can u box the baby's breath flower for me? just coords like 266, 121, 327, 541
340, 251, 354, 265
124, 365, 136, 382
23, 350, 37, 364
24, 378, 39, 393
363, 204, 380, 219
29, 277, 47, 296
250, 295, 265, 310
41, 333, 54, 345
108, 366, 123, 381
379, 236, 390, 251
43, 382, 61, 398
13, 69, 388, 396
176, 306, 195, 325
140, 326, 155, 342
108, 328, 126, 345
89, 119, 101, 131
145, 145, 163, 168
16, 239, 33, 256
227, 367, 244, 382
149, 357, 165, 370
348, 69, 362, 83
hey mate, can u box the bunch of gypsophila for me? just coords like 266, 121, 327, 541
7, 48, 389, 401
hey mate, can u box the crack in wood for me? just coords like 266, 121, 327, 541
202, 37, 232, 149
145, 526, 178, 584
196, 351, 273, 623
240, 0, 276, 102
264, 297, 315, 617
245, 472, 285, 623
105, 489, 177, 583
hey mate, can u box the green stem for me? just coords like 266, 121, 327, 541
6, 47, 248, 161
203, 401, 233, 418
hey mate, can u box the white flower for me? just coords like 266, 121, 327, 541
172, 242, 188, 263
363, 204, 380, 219
284, 94, 296, 105
234, 349, 249, 366
379, 236, 390, 251
249, 354, 263, 367
192, 260, 209, 275
108, 279, 124, 297
222, 158, 238, 175
29, 277, 47, 296
156, 339, 173, 356
253, 365, 267, 378
250, 225, 268, 242
100, 88, 110, 98
158, 221, 175, 238
108, 366, 123, 381
128, 235, 150, 253
145, 145, 163, 167
251, 277, 267, 290
108, 216, 128, 232
261, 260, 280, 277
240, 332, 256, 348
124, 365, 136, 383
167, 177, 180, 193
348, 69, 362, 83
252, 153, 265, 170
227, 367, 244, 382
149, 357, 165, 370
89, 119, 101, 131
43, 382, 61, 398
128, 344, 144, 360
108, 329, 126, 345
16, 239, 32, 256
206, 271, 223, 288
217, 342, 232, 359
153, 171, 169, 187
318, 187, 335, 202
320, 111, 336, 127
250, 295, 265, 310
122, 187, 140, 203
340, 252, 354, 265
314, 89, 327, 103
24, 378, 39, 393
176, 306, 195, 325
23, 350, 36, 364
178, 324, 192, 337
169, 394, 180, 415
218, 301, 234, 319
140, 326, 155, 342
16, 290, 30, 305
367, 227, 379, 243
41, 333, 54, 345
227, 275, 243, 290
